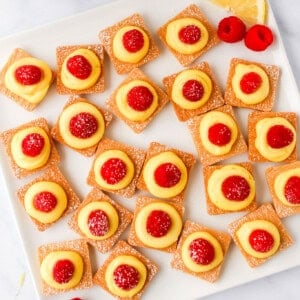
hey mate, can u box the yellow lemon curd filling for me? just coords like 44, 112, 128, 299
77, 201, 119, 240
105, 255, 147, 298
11, 126, 51, 170
171, 69, 212, 110
232, 63, 270, 105
207, 165, 255, 211
236, 220, 280, 259
255, 117, 296, 162
135, 201, 182, 249
181, 231, 224, 272
166, 18, 209, 55
61, 48, 101, 90
112, 26, 150, 63
5, 57, 52, 104
116, 79, 158, 121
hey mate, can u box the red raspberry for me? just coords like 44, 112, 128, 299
87, 209, 110, 236
127, 85, 154, 111
67, 55, 92, 79
154, 163, 181, 188
69, 112, 98, 139
100, 158, 127, 184
146, 210, 172, 237
249, 229, 274, 252
266, 125, 294, 149
33, 191, 57, 212
21, 133, 45, 157
217, 16, 246, 43
221, 175, 250, 201
189, 238, 215, 265
53, 259, 75, 284
244, 24, 274, 51
113, 264, 140, 290
15, 65, 42, 85
122, 29, 144, 53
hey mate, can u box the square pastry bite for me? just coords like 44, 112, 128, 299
69, 188, 133, 253
93, 240, 158, 299
51, 96, 112, 156
38, 239, 93, 296
171, 220, 231, 282
87, 138, 146, 198
248, 111, 297, 162
137, 142, 196, 203
56, 44, 105, 94
99, 14, 160, 74
0, 48, 54, 111
187, 105, 247, 166
0, 118, 60, 178
228, 203, 293, 268
157, 4, 219, 66
17, 166, 80, 231
163, 62, 224, 121
106, 68, 169, 133
128, 196, 184, 252
224, 58, 280, 111
266, 161, 300, 218
203, 162, 257, 215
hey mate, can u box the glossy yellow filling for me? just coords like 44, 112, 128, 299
5, 57, 52, 104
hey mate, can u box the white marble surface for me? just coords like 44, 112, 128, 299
0, 0, 299, 299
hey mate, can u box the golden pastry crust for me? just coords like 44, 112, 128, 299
203, 162, 257, 215
128, 196, 184, 252
87, 138, 146, 198
99, 14, 160, 74
137, 142, 196, 203
248, 111, 297, 163
106, 68, 169, 133
157, 4, 219, 66
0, 48, 54, 111
171, 220, 231, 282
38, 239, 93, 296
51, 96, 112, 157
56, 44, 105, 94
228, 203, 293, 267
224, 58, 280, 111
0, 118, 60, 179
93, 240, 159, 300
187, 105, 247, 166
163, 62, 224, 121
266, 161, 300, 218
68, 188, 133, 253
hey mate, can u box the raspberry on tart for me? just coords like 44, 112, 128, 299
93, 241, 158, 299
137, 142, 196, 202
0, 48, 54, 111
56, 44, 104, 95
203, 163, 257, 215
0, 118, 60, 179
228, 203, 293, 267
157, 4, 219, 66
163, 62, 224, 121
69, 188, 132, 253
266, 161, 300, 218
99, 14, 160, 74
171, 220, 231, 282
51, 96, 112, 157
38, 239, 93, 295
224, 58, 280, 111
107, 68, 169, 133
187, 105, 247, 166
128, 196, 184, 252
248, 111, 297, 163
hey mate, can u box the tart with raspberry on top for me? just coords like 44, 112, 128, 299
137, 142, 196, 203
69, 188, 132, 253
163, 62, 224, 121
171, 220, 231, 282
224, 58, 280, 111
128, 196, 183, 252
87, 138, 145, 198
0, 118, 60, 178
0, 48, 54, 111
228, 203, 293, 267
38, 239, 93, 295
248, 111, 297, 162
17, 166, 80, 231
56, 44, 104, 94
99, 14, 160, 74
157, 4, 219, 66
51, 96, 112, 156
93, 240, 158, 299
